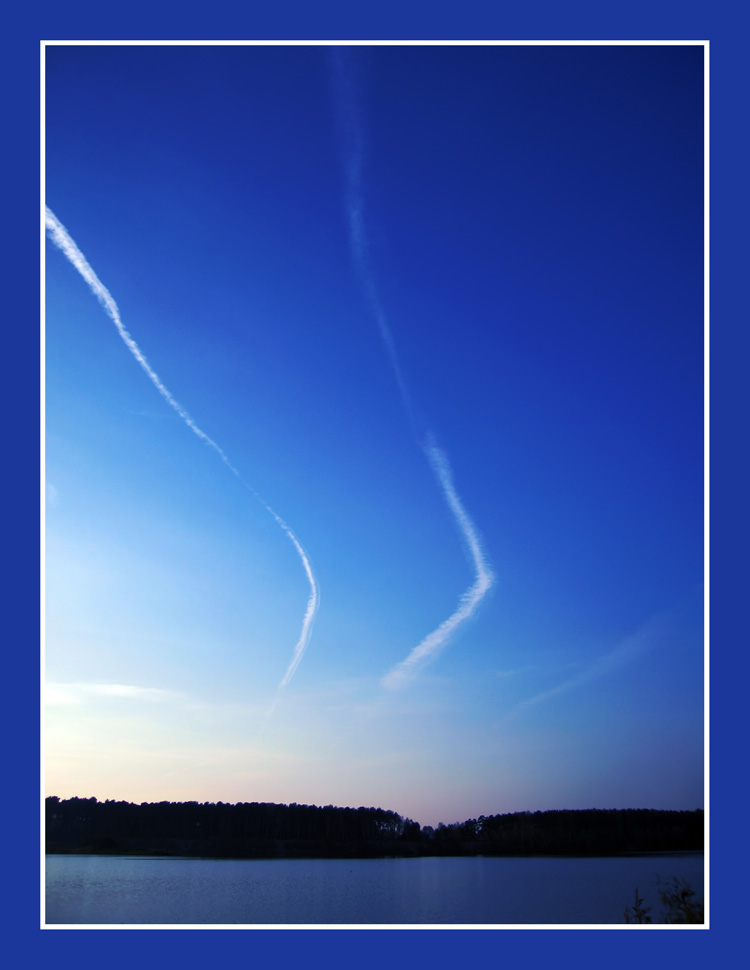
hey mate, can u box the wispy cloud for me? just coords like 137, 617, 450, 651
329, 48, 416, 427
494, 668, 527, 679
45, 682, 181, 705
330, 51, 495, 686
273, 513, 320, 690
383, 440, 494, 688
45, 207, 319, 692
45, 208, 238, 473
504, 616, 666, 721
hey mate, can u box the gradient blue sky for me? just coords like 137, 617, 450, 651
44, 42, 704, 827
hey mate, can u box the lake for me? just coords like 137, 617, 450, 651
45, 851, 704, 925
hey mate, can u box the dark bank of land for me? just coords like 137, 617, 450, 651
46, 797, 704, 860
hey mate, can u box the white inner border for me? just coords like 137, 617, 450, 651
40, 37, 709, 932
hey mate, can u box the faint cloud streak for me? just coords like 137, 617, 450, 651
505, 615, 667, 721
45, 207, 319, 694
330, 50, 494, 688
45, 682, 181, 706
383, 440, 494, 688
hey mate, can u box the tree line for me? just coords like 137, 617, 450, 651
45, 797, 703, 859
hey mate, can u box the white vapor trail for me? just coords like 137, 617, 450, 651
45, 206, 319, 692
503, 615, 667, 721
330, 51, 494, 687
45, 208, 238, 475
330, 49, 415, 425
382, 441, 494, 688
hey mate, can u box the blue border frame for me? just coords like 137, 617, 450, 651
12, 0, 736, 964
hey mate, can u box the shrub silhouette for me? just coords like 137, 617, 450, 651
625, 877, 703, 924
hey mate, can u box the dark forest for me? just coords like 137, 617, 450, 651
46, 797, 703, 860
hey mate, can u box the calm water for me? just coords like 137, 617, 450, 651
45, 852, 704, 925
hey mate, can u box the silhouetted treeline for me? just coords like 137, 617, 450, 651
46, 797, 417, 858
45, 797, 703, 859
426, 808, 704, 856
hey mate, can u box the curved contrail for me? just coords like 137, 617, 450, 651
329, 49, 494, 686
45, 206, 319, 692
271, 509, 320, 689
329, 48, 416, 427
383, 440, 494, 688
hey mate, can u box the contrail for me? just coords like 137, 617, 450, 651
329, 48, 416, 427
45, 206, 319, 692
383, 439, 494, 688
272, 510, 320, 689
503, 614, 667, 721
45, 208, 239, 474
329, 49, 494, 686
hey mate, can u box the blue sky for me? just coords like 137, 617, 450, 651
44, 43, 704, 827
